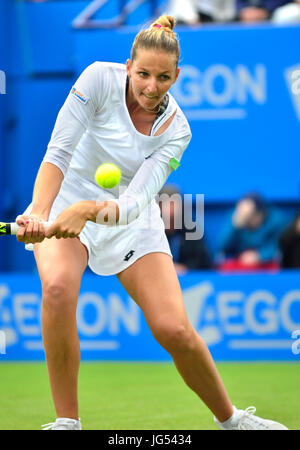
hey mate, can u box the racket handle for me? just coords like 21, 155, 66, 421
1, 221, 52, 236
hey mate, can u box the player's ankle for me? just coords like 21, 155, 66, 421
215, 406, 241, 429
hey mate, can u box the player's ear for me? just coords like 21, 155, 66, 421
126, 59, 132, 76
175, 67, 180, 82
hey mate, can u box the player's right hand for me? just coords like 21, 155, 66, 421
15, 215, 47, 244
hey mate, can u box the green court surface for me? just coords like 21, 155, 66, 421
0, 362, 299, 430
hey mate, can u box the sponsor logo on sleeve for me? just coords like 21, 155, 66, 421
71, 87, 89, 104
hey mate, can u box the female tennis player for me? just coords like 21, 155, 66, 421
16, 16, 287, 430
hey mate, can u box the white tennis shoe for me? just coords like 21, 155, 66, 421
214, 406, 288, 430
42, 418, 82, 430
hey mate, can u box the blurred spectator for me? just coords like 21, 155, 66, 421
216, 193, 287, 272
237, 0, 293, 22
167, 0, 236, 25
272, 1, 300, 22
214, 0, 237, 21
159, 184, 212, 274
279, 211, 300, 268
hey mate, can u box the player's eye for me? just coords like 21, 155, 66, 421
160, 74, 170, 81
139, 71, 148, 78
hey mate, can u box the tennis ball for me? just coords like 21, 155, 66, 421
95, 163, 122, 189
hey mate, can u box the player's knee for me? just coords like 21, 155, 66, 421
42, 275, 78, 312
152, 320, 196, 353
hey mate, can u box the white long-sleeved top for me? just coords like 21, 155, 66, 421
42, 61, 192, 225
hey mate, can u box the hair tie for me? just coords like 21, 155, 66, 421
153, 24, 163, 29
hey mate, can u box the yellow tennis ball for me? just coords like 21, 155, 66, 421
95, 163, 121, 189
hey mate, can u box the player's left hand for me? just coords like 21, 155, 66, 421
15, 214, 47, 244
45, 203, 87, 239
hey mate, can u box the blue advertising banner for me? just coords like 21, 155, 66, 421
0, 272, 299, 361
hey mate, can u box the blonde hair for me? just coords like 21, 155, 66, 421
131, 15, 180, 67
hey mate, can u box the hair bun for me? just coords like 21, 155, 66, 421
151, 15, 176, 32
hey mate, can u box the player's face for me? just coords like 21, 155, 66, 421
126, 49, 180, 113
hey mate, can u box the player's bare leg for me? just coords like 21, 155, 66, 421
34, 237, 88, 420
117, 252, 234, 423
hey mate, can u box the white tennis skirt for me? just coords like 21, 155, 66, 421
23, 169, 172, 276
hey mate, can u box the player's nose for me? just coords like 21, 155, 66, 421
145, 77, 158, 95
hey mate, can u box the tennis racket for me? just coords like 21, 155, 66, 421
0, 221, 52, 236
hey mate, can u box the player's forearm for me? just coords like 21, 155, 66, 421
31, 162, 64, 220
76, 200, 120, 225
